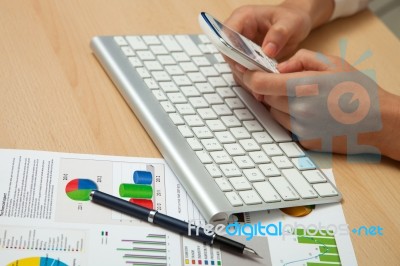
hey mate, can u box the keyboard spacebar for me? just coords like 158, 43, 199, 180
233, 86, 292, 142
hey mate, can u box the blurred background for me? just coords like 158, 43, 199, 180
370, 0, 400, 38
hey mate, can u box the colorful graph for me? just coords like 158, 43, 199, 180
119, 170, 154, 209
271, 227, 342, 266
117, 233, 168, 265
7, 257, 68, 266
65, 178, 98, 201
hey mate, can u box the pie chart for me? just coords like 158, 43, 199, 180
7, 257, 68, 266
65, 178, 98, 201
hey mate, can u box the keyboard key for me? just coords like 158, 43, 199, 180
200, 66, 219, 77
165, 65, 184, 75
152, 71, 170, 81
137, 50, 155, 60
201, 139, 223, 151
259, 164, 280, 177
114, 36, 128, 46
222, 74, 237, 86
186, 138, 203, 151
224, 143, 245, 156
249, 151, 270, 164
192, 127, 213, 139
178, 125, 193, 137
216, 87, 236, 98
253, 181, 281, 202
215, 178, 233, 191
173, 75, 192, 86
225, 192, 243, 206
243, 168, 265, 182
302, 170, 327, 183
198, 34, 211, 43
160, 101, 176, 113
239, 139, 260, 151
188, 72, 207, 83
195, 83, 214, 93
184, 115, 204, 127
225, 98, 245, 109
176, 104, 195, 115
192, 56, 211, 66
262, 144, 283, 156
172, 52, 190, 62
269, 176, 300, 201
212, 104, 232, 116
167, 92, 187, 104
313, 183, 338, 197
180, 62, 198, 72
292, 157, 316, 170
221, 116, 241, 128
206, 120, 226, 132
136, 67, 151, 78
282, 169, 318, 199
220, 164, 242, 177
230, 127, 251, 139
121, 46, 135, 56
189, 96, 209, 108
208, 77, 227, 87
271, 156, 294, 169
169, 113, 184, 125
206, 164, 223, 178
197, 108, 218, 120
243, 120, 263, 132
229, 177, 252, 191
142, 35, 160, 45
157, 55, 175, 65
144, 78, 158, 89
233, 156, 255, 169
175, 35, 202, 56
210, 151, 232, 164
279, 142, 305, 158
128, 57, 142, 67
149, 45, 168, 55
160, 35, 182, 52
152, 90, 167, 101
215, 131, 235, 144
159, 82, 179, 92
234, 109, 254, 120
181, 86, 200, 97
196, 150, 213, 164
204, 94, 223, 105
239, 190, 262, 205
253, 132, 273, 144
126, 36, 147, 50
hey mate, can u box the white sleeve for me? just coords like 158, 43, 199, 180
330, 0, 370, 20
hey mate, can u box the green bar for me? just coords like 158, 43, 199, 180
119, 183, 153, 198
319, 254, 341, 263
320, 246, 339, 254
296, 228, 335, 237
297, 236, 337, 245
307, 263, 341, 266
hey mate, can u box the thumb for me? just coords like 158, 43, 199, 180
262, 22, 293, 58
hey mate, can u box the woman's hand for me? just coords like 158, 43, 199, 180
232, 49, 400, 160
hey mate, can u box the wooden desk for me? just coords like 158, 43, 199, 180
0, 0, 399, 264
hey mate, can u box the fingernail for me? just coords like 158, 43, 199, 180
265, 42, 277, 57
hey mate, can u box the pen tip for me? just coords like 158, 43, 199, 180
243, 247, 263, 259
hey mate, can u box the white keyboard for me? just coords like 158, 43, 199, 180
91, 34, 342, 224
